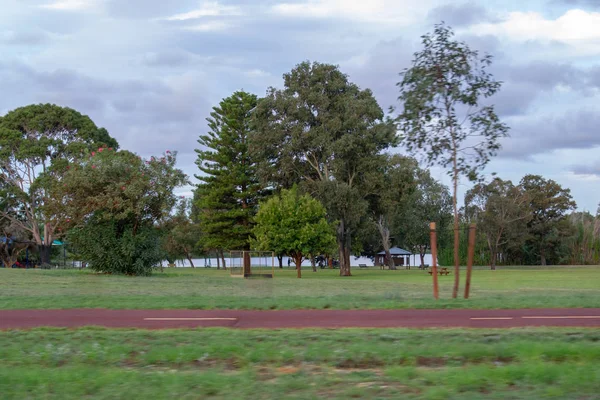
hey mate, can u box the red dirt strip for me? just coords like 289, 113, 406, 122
1, 308, 600, 330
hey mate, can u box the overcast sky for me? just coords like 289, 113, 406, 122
1, 0, 599, 212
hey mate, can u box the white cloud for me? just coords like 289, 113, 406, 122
39, 0, 102, 11
163, 1, 242, 21
184, 20, 231, 32
470, 9, 600, 55
270, 0, 440, 25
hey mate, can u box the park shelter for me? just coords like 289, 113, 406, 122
375, 246, 412, 268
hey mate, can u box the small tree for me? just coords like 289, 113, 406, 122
162, 198, 202, 267
395, 23, 509, 297
252, 186, 336, 278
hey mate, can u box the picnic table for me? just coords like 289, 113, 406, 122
428, 267, 451, 276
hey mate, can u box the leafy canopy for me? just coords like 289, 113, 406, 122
195, 91, 265, 252
252, 186, 336, 266
395, 23, 509, 182
59, 147, 188, 275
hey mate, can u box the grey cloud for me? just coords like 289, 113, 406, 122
571, 162, 600, 177
1, 30, 49, 46
0, 62, 211, 158
141, 50, 194, 67
506, 62, 587, 90
346, 37, 414, 112
105, 0, 199, 19
484, 60, 600, 117
498, 109, 600, 159
549, 0, 600, 9
427, 3, 498, 27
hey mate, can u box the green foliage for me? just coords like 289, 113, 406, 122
252, 186, 336, 266
68, 219, 164, 276
395, 23, 509, 182
520, 174, 577, 265
194, 91, 265, 252
251, 61, 396, 275
396, 169, 452, 263
0, 104, 119, 264
464, 178, 531, 269
59, 148, 188, 275
161, 198, 202, 266
566, 212, 600, 265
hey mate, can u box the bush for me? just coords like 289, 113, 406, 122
68, 219, 165, 276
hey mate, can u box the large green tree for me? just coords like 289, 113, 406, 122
0, 103, 118, 264
520, 174, 576, 265
251, 61, 396, 276
395, 23, 509, 296
252, 186, 336, 278
195, 91, 265, 267
57, 148, 188, 275
464, 178, 531, 270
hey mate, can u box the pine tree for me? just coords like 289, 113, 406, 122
194, 91, 265, 257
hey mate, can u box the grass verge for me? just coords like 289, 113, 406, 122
1, 328, 599, 399
2, 267, 600, 310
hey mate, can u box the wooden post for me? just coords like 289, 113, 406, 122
464, 224, 476, 299
430, 222, 439, 300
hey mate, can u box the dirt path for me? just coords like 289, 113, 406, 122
1, 308, 600, 330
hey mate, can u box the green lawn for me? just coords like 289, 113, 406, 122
1, 265, 599, 310
1, 328, 599, 399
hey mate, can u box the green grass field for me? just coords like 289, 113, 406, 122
1, 265, 599, 310
1, 328, 599, 399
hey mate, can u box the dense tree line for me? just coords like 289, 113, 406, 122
1, 23, 597, 275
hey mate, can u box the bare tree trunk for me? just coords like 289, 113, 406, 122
311, 255, 316, 272
216, 251, 221, 269
419, 246, 426, 267
376, 215, 395, 270
186, 254, 195, 268
220, 250, 227, 270
337, 219, 352, 276
452, 165, 460, 298
295, 254, 302, 278
39, 245, 52, 265
328, 255, 333, 269
540, 250, 547, 266
277, 254, 283, 269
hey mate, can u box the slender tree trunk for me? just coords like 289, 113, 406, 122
295, 254, 302, 278
377, 215, 395, 270
419, 246, 426, 267
220, 250, 227, 270
277, 254, 283, 269
311, 255, 316, 272
540, 250, 547, 266
452, 165, 460, 298
216, 251, 221, 269
328, 255, 333, 269
490, 250, 497, 271
337, 219, 352, 276
186, 254, 195, 268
